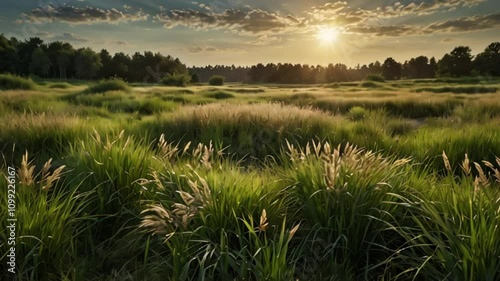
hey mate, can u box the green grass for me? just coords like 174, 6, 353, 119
86, 78, 131, 94
0, 74, 36, 90
365, 74, 386, 82
1, 78, 500, 280
415, 86, 498, 94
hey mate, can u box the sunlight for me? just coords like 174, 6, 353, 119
317, 27, 339, 44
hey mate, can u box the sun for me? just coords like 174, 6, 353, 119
317, 27, 339, 44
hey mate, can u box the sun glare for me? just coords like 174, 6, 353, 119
317, 27, 338, 44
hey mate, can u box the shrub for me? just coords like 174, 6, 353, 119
162, 73, 190, 87
48, 82, 72, 89
360, 81, 383, 88
190, 72, 200, 83
86, 78, 131, 94
202, 90, 235, 100
348, 106, 367, 121
0, 74, 36, 90
415, 86, 497, 94
364, 74, 385, 82
208, 75, 225, 86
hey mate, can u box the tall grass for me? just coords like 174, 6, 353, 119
0, 152, 92, 280
0, 74, 36, 90
2, 79, 500, 280
86, 78, 131, 94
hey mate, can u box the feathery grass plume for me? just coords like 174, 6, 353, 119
157, 133, 179, 161
39, 161, 66, 191
18, 151, 35, 186
201, 141, 214, 169
324, 145, 341, 190
258, 209, 269, 232
286, 139, 300, 162
474, 162, 489, 187
442, 151, 452, 173
289, 223, 300, 240
483, 160, 500, 183
141, 170, 212, 233
312, 140, 322, 157
140, 205, 172, 235
461, 153, 471, 176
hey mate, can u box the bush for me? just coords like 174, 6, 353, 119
0, 74, 36, 90
162, 74, 191, 87
364, 74, 385, 82
415, 86, 497, 94
360, 81, 383, 88
190, 72, 200, 83
48, 82, 72, 89
86, 78, 131, 94
349, 106, 367, 121
208, 75, 225, 86
202, 90, 235, 100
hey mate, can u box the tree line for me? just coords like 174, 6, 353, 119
1, 34, 498, 83
0, 34, 187, 82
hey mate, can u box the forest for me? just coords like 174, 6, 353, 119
1, 34, 499, 83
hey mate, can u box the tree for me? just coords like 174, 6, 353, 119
98, 49, 114, 79
17, 37, 44, 75
404, 56, 431, 79
111, 52, 131, 80
382, 57, 402, 80
74, 48, 102, 80
474, 42, 500, 76
190, 72, 200, 83
438, 46, 473, 77
47, 41, 75, 79
29, 47, 51, 77
0, 34, 18, 74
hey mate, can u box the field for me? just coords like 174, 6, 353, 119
1, 76, 500, 280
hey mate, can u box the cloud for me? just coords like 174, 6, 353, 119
53, 32, 89, 42
155, 8, 303, 34
422, 12, 500, 33
34, 31, 54, 38
309, 0, 486, 22
112, 40, 129, 46
153, 0, 489, 39
347, 12, 500, 37
186, 46, 245, 54
347, 25, 414, 36
21, 5, 148, 24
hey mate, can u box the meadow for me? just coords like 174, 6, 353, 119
1, 74, 500, 280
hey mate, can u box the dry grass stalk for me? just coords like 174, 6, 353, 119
461, 154, 471, 176
442, 151, 452, 173
19, 151, 35, 186
258, 209, 269, 232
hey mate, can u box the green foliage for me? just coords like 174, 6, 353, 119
162, 73, 191, 87
208, 75, 225, 86
415, 86, 497, 94
202, 90, 235, 100
2, 79, 500, 280
348, 106, 367, 121
48, 82, 72, 89
86, 78, 131, 94
360, 81, 384, 88
365, 74, 386, 82
0, 74, 36, 90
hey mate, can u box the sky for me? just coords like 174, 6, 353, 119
0, 0, 499, 67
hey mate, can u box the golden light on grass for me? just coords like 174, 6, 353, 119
317, 27, 339, 44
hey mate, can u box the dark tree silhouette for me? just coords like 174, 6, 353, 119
382, 57, 402, 80
474, 42, 500, 76
438, 46, 473, 77
74, 48, 102, 80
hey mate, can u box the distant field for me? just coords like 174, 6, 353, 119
1, 77, 500, 280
